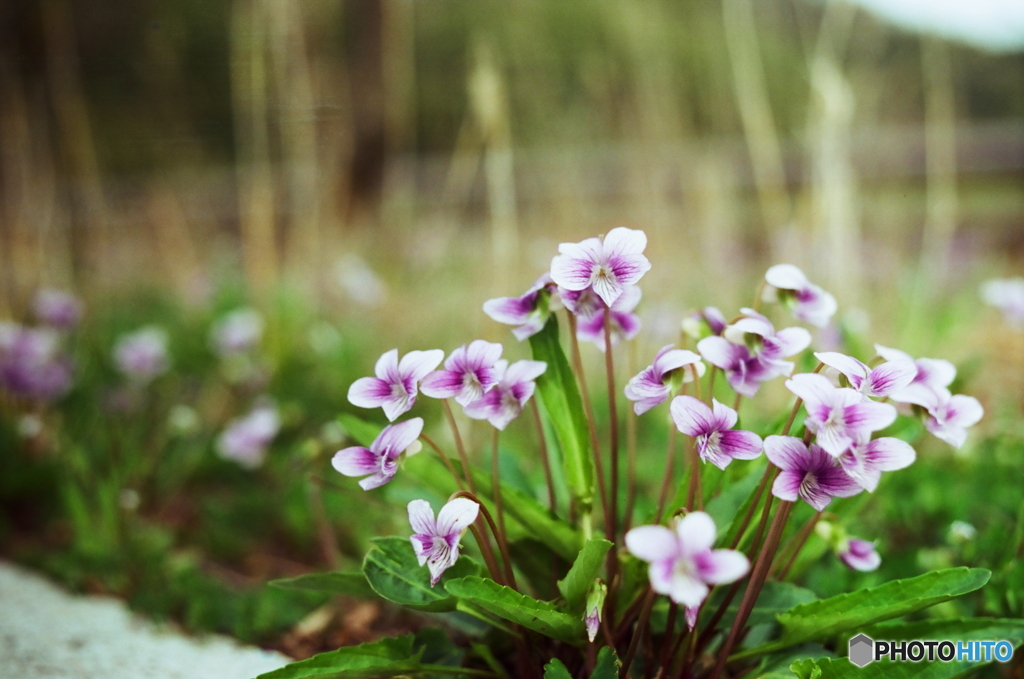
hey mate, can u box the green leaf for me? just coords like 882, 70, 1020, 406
858, 616, 1024, 645
789, 659, 822, 679
269, 572, 376, 598
753, 645, 835, 679
706, 462, 766, 544
444, 576, 586, 644
543, 659, 572, 679
464, 466, 584, 561
590, 646, 619, 679
735, 568, 991, 659
529, 316, 594, 509
558, 538, 612, 611
362, 536, 480, 612
255, 635, 422, 678
337, 413, 382, 448
722, 581, 819, 629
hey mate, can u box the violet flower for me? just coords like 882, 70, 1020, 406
571, 285, 642, 352
764, 436, 862, 511
922, 392, 984, 449
839, 538, 881, 572
697, 309, 810, 398
464, 359, 547, 430
421, 340, 503, 407
0, 325, 73, 401
216, 405, 280, 469
550, 227, 651, 307
624, 345, 704, 415
682, 306, 727, 340
670, 396, 763, 470
785, 373, 897, 457
483, 274, 556, 341
763, 264, 837, 328
814, 351, 916, 400
625, 511, 749, 608
874, 344, 956, 408
113, 327, 170, 384
33, 289, 84, 330
980, 278, 1024, 327
211, 308, 263, 356
836, 437, 916, 492
408, 497, 480, 586
584, 582, 607, 642
348, 348, 444, 421
332, 417, 424, 490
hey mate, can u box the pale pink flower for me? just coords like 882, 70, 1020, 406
33, 289, 84, 330
839, 538, 881, 571
550, 227, 651, 307
980, 278, 1024, 327
814, 351, 916, 400
113, 327, 170, 384
836, 437, 916, 492
670, 396, 762, 470
464, 359, 547, 430
763, 264, 837, 328
348, 349, 444, 421
217, 405, 280, 469
421, 340, 503, 407
873, 344, 956, 408
408, 497, 480, 586
785, 373, 897, 457
625, 512, 749, 608
624, 345, 704, 415
764, 436, 862, 511
483, 274, 556, 341
332, 418, 423, 490
921, 392, 984, 449
569, 285, 642, 352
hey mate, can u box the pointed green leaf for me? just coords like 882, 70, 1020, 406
734, 568, 991, 660
778, 568, 990, 644
444, 575, 586, 644
269, 572, 376, 598
558, 538, 612, 611
337, 413, 382, 448
590, 646, 619, 679
543, 659, 572, 679
255, 635, 422, 678
362, 536, 480, 612
529, 316, 594, 509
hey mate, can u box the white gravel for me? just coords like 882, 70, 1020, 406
0, 560, 291, 679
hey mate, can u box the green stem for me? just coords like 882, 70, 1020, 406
530, 399, 556, 512
443, 399, 476, 494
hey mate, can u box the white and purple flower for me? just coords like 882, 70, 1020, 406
550, 227, 651, 307
814, 351, 916, 400
873, 344, 957, 408
980, 277, 1024, 328
624, 345, 704, 415
464, 359, 547, 430
113, 326, 170, 384
763, 264, 837, 328
682, 307, 728, 340
333, 417, 423, 490
784, 373, 897, 457
483, 274, 556, 341
670, 396, 763, 470
348, 349, 444, 422
33, 289, 84, 330
216, 405, 280, 469
836, 437, 916, 492
408, 497, 480, 586
838, 538, 881, 572
625, 512, 749, 608
764, 436, 862, 511
697, 310, 810, 398
211, 308, 264, 356
421, 340, 503, 407
921, 392, 984, 449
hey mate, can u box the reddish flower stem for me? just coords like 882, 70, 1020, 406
530, 399, 557, 512
443, 399, 476, 494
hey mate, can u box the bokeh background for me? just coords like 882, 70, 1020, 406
1, 0, 1023, 657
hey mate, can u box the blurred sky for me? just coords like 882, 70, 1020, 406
849, 0, 1024, 52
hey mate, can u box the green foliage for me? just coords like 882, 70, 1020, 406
336, 413, 382, 448
269, 572, 376, 598
254, 635, 423, 678
529, 316, 595, 511
362, 537, 480, 612
591, 647, 620, 679
444, 576, 586, 644
557, 538, 612, 611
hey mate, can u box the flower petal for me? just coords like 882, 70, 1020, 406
374, 349, 401, 381
669, 574, 709, 608
670, 395, 715, 437
865, 437, 916, 472
814, 351, 869, 385
602, 226, 648, 258
399, 349, 445, 384
347, 376, 393, 409
763, 435, 809, 472
697, 336, 746, 370
420, 370, 464, 399
765, 264, 809, 290
676, 511, 716, 555
696, 549, 750, 584
625, 525, 680, 563
710, 398, 739, 431
332, 446, 380, 477
774, 327, 812, 356
864, 361, 917, 397
719, 430, 763, 460
374, 418, 424, 458
483, 296, 533, 325
408, 499, 436, 536
771, 470, 803, 502
435, 498, 480, 538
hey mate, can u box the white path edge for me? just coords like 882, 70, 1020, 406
0, 560, 291, 679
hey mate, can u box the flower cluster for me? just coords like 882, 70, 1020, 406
217, 404, 281, 469
114, 326, 171, 384
0, 289, 82, 402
